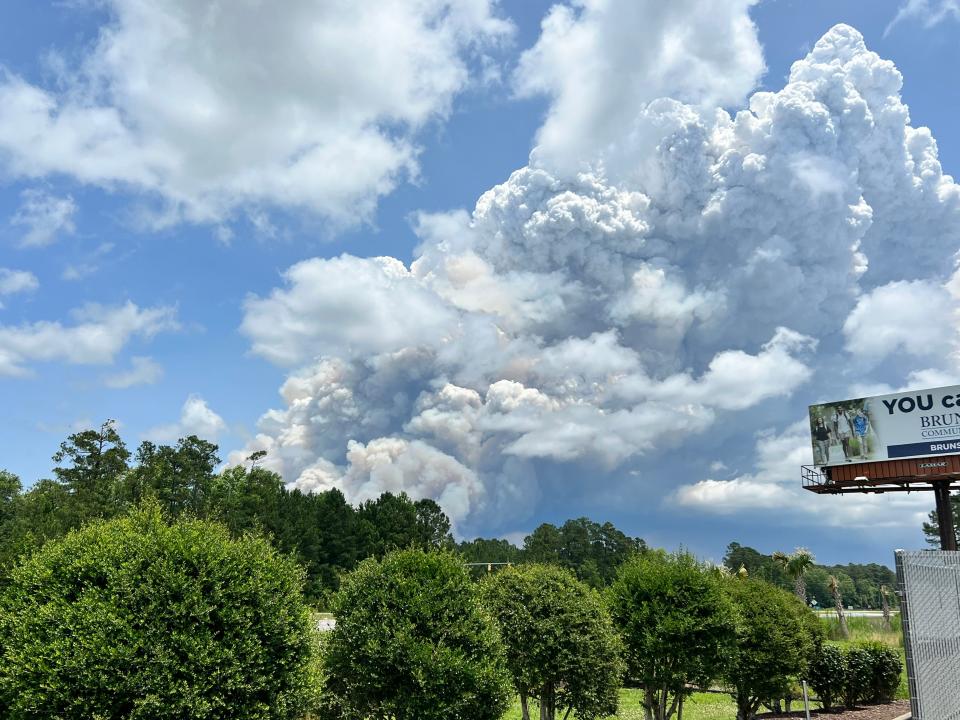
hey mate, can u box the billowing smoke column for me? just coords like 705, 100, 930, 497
236, 25, 960, 534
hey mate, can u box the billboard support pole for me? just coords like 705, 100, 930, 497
934, 480, 958, 551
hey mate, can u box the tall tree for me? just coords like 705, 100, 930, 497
52, 420, 130, 519
922, 492, 960, 547
523, 518, 645, 587
126, 436, 220, 517
458, 537, 524, 565
829, 575, 849, 639
772, 548, 815, 604
0, 471, 21, 525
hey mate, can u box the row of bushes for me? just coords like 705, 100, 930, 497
312, 551, 823, 720
809, 642, 902, 709
0, 508, 900, 720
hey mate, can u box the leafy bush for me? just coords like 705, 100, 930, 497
724, 579, 820, 720
320, 548, 511, 720
857, 641, 902, 703
607, 551, 736, 720
481, 564, 624, 720
841, 645, 873, 708
808, 644, 845, 710
808, 641, 902, 709
0, 505, 317, 720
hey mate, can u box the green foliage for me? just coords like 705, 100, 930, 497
320, 548, 511, 720
855, 641, 902, 704
607, 552, 736, 720
0, 421, 459, 602
840, 645, 873, 708
922, 491, 960, 547
0, 505, 317, 720
125, 436, 220, 516
481, 564, 623, 720
723, 542, 898, 610
808, 643, 845, 710
355, 492, 454, 557
459, 537, 524, 567
52, 420, 130, 519
2, 421, 654, 602
723, 579, 820, 720
522, 518, 645, 587
808, 640, 904, 710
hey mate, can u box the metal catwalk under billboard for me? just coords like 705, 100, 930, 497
809, 385, 960, 467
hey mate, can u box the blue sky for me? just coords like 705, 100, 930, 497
1, 0, 959, 565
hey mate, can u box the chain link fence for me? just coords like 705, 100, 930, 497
895, 550, 960, 720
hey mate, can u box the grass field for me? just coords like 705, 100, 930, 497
505, 690, 735, 720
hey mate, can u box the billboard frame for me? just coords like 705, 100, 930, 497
801, 457, 959, 550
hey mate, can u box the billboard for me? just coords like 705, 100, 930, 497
809, 385, 960, 467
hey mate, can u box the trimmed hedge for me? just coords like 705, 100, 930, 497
0, 506, 318, 720
858, 641, 902, 703
808, 644, 844, 709
808, 641, 901, 709
320, 548, 511, 720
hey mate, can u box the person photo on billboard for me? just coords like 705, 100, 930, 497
813, 417, 831, 465
852, 406, 871, 460
833, 406, 853, 460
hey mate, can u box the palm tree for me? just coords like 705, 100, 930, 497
829, 575, 849, 639
772, 548, 816, 604
880, 585, 892, 631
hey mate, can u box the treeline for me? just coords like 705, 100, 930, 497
724, 542, 898, 609
0, 421, 647, 601
1, 421, 897, 608
0, 422, 453, 600
458, 517, 646, 587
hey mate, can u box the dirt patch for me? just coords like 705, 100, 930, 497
758, 700, 910, 720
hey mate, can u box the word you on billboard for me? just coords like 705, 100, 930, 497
808, 385, 960, 467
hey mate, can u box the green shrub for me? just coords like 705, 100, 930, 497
841, 645, 873, 708
607, 551, 737, 720
0, 505, 317, 720
481, 564, 624, 720
320, 548, 511, 720
856, 641, 901, 703
808, 644, 845, 710
723, 579, 819, 720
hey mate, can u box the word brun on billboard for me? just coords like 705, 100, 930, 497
809, 385, 960, 467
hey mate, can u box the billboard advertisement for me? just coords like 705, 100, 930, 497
809, 385, 960, 467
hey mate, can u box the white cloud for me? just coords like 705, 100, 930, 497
672, 421, 933, 529
146, 395, 226, 443
103, 355, 163, 388
0, 268, 39, 304
232, 24, 960, 534
0, 0, 513, 228
241, 255, 460, 366
514, 0, 764, 174
10, 189, 76, 247
843, 280, 956, 360
292, 437, 485, 528
886, 0, 960, 35
0, 302, 177, 377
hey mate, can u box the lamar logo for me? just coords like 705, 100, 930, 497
918, 462, 948, 469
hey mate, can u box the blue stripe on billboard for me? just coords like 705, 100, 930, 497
888, 441, 960, 458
